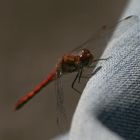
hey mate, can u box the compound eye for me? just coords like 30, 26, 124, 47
81, 49, 85, 54
80, 49, 91, 58
82, 49, 87, 54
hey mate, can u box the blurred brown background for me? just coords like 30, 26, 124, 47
1, 0, 129, 140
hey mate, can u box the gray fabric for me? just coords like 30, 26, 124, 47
53, 15, 140, 140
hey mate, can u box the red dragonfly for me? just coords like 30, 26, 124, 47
15, 48, 96, 110
14, 15, 137, 124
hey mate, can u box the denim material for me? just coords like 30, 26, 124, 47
53, 16, 140, 140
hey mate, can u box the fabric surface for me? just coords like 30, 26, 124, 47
53, 15, 140, 140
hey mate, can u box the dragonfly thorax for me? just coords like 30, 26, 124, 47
57, 49, 93, 74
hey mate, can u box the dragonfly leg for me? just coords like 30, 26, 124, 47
78, 68, 83, 83
88, 57, 111, 68
81, 66, 102, 79
71, 70, 82, 94
92, 56, 111, 63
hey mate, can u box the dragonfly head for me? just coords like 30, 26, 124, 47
80, 49, 93, 66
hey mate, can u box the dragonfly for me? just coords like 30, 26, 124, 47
14, 15, 138, 126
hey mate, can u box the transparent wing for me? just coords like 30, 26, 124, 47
55, 74, 68, 131
70, 15, 139, 57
